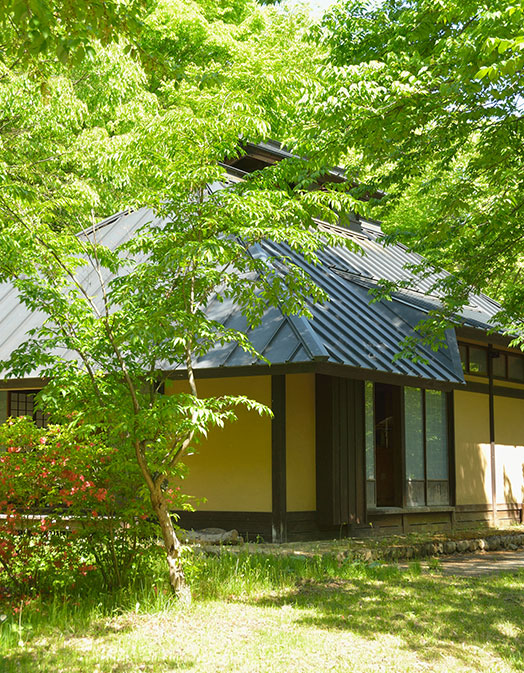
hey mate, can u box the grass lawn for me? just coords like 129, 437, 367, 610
1, 556, 523, 672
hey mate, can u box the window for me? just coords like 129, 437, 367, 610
469, 347, 488, 375
7, 390, 47, 428
459, 343, 488, 375
424, 389, 449, 505
364, 382, 375, 507
458, 343, 467, 369
508, 355, 524, 382
0, 390, 7, 424
492, 352, 506, 378
365, 383, 450, 508
459, 342, 524, 382
404, 387, 424, 506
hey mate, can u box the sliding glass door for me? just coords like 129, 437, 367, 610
365, 382, 450, 508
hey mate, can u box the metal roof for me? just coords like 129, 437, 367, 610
185, 214, 502, 384
0, 209, 151, 375
0, 198, 503, 385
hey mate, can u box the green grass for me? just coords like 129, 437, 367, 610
1, 553, 524, 672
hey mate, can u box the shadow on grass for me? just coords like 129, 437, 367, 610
252, 567, 524, 670
1, 647, 194, 673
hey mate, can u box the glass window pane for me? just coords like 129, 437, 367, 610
508, 355, 524, 382
405, 387, 424, 480
492, 352, 506, 378
468, 347, 488, 375
366, 480, 376, 508
34, 409, 47, 429
406, 481, 425, 507
7, 390, 47, 427
458, 344, 467, 371
0, 391, 6, 424
365, 382, 375, 481
425, 390, 448, 480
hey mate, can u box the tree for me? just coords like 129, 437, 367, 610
0, 0, 320, 230
297, 0, 524, 342
0, 120, 355, 597
0, 1, 358, 596
0, 0, 151, 66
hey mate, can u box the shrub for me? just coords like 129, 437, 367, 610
0, 417, 187, 596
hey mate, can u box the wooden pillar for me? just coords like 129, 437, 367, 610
271, 375, 287, 543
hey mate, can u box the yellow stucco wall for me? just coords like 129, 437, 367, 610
494, 396, 524, 505
286, 374, 316, 511
454, 391, 491, 505
165, 376, 272, 511
455, 387, 524, 506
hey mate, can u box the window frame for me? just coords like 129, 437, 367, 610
459, 343, 489, 377
419, 388, 450, 506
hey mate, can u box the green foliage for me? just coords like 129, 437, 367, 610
0, 0, 152, 65
0, 42, 159, 232
0, 417, 172, 594
300, 0, 524, 343
2, 560, 524, 671
182, 549, 396, 599
0, 0, 321, 231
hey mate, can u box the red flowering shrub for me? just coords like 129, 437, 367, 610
0, 417, 189, 596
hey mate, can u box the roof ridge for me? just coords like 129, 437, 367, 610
77, 209, 132, 239
247, 242, 328, 363
285, 313, 330, 362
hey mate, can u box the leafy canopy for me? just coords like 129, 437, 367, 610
298, 0, 524, 341
0, 0, 320, 232
0, 0, 153, 66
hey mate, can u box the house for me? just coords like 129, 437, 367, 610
1, 143, 524, 542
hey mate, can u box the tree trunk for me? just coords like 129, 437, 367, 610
150, 489, 190, 603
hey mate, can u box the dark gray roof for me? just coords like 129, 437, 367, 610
180, 215, 502, 384
0, 195, 503, 385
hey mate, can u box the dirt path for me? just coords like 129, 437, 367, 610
423, 548, 524, 577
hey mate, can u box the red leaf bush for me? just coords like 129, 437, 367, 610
0, 417, 188, 597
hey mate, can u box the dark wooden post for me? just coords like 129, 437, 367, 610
315, 375, 366, 532
271, 375, 287, 543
